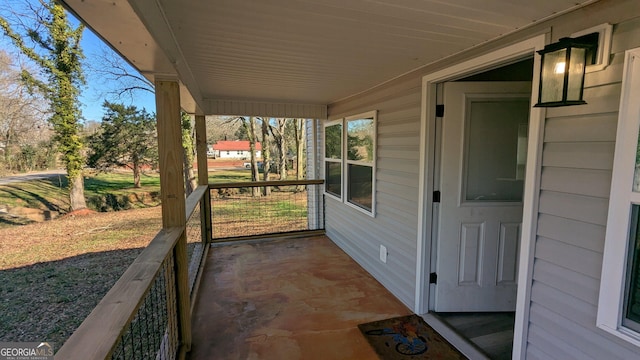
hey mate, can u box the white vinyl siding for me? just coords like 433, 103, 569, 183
325, 85, 421, 308
319, 4, 640, 358
524, 16, 640, 359
598, 46, 640, 345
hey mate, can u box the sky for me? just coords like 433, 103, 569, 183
0, 0, 157, 122
76, 30, 157, 122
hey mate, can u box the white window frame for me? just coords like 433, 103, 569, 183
598, 47, 640, 347
344, 111, 377, 216
323, 119, 343, 201
322, 111, 377, 216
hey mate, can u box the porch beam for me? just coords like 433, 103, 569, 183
155, 79, 191, 355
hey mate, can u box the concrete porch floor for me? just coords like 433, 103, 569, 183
188, 235, 411, 359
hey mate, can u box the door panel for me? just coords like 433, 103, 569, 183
459, 222, 483, 285
434, 81, 531, 312
497, 222, 521, 285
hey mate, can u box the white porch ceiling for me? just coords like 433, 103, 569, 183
61, 0, 599, 114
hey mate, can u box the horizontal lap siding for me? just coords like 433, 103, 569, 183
526, 16, 640, 359
528, 303, 639, 359
325, 84, 422, 309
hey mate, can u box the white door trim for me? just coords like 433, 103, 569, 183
415, 33, 549, 359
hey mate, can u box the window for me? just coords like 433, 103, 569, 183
323, 111, 377, 215
324, 120, 342, 198
598, 47, 640, 346
624, 206, 640, 333
463, 99, 529, 202
346, 114, 375, 211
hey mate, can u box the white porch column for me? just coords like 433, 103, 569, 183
306, 118, 323, 230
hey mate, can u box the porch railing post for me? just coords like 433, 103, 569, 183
155, 78, 191, 356
307, 118, 324, 230
195, 114, 212, 244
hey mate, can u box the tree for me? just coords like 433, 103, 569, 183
0, 50, 49, 171
89, 47, 154, 101
271, 119, 288, 180
206, 115, 240, 144
294, 119, 306, 186
0, 1, 87, 210
234, 123, 248, 140
261, 117, 271, 183
81, 119, 101, 137
260, 117, 272, 195
247, 116, 260, 196
87, 102, 157, 188
182, 112, 197, 196
226, 116, 261, 196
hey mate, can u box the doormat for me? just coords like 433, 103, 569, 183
358, 314, 467, 359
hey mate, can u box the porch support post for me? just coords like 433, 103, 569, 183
306, 119, 322, 230
155, 79, 191, 355
195, 114, 212, 243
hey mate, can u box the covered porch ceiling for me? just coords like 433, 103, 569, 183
61, 0, 600, 116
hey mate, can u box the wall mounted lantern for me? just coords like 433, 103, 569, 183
535, 36, 596, 107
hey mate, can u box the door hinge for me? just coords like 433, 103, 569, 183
429, 272, 438, 284
436, 104, 445, 117
433, 190, 441, 203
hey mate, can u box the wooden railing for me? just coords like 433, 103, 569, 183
55, 186, 211, 359
185, 186, 211, 299
54, 177, 324, 358
209, 179, 324, 241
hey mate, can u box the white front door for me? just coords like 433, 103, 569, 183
434, 81, 531, 312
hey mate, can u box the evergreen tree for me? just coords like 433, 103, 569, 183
0, 1, 87, 210
87, 102, 157, 188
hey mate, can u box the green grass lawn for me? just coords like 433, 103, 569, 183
0, 168, 284, 222
207, 169, 252, 183
84, 171, 161, 194
0, 169, 263, 219
0, 171, 161, 214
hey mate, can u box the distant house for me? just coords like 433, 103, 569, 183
212, 140, 262, 159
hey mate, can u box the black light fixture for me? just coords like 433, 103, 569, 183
535, 36, 596, 107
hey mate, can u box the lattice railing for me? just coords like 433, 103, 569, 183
110, 252, 178, 360
55, 185, 211, 359
186, 186, 207, 294
209, 180, 324, 241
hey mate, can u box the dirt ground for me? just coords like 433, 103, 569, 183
202, 158, 246, 168
0, 207, 164, 348
0, 206, 162, 270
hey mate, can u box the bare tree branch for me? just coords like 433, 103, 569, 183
87, 47, 154, 102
